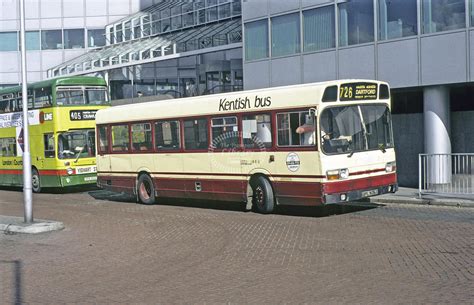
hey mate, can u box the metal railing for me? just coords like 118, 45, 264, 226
419, 153, 474, 197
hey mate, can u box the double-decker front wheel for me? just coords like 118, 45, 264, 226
32, 168, 41, 193
137, 174, 155, 205
251, 176, 275, 214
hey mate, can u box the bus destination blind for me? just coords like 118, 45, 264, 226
339, 83, 378, 101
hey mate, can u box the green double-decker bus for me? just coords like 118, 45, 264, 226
0, 76, 109, 192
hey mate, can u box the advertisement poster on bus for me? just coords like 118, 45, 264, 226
0, 110, 40, 129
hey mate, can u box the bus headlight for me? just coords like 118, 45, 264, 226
326, 168, 349, 180
339, 168, 349, 179
385, 161, 396, 173
66, 168, 74, 175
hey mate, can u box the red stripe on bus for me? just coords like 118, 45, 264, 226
323, 173, 397, 194
0, 169, 68, 176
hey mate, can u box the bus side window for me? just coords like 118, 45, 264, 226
131, 123, 152, 151
34, 87, 52, 108
0, 138, 17, 157
155, 120, 180, 150
242, 114, 272, 149
184, 118, 208, 150
277, 111, 315, 147
98, 126, 109, 154
44, 134, 55, 158
211, 116, 239, 149
111, 124, 130, 152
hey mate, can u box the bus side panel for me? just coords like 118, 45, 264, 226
273, 181, 323, 206
154, 177, 186, 198
97, 174, 135, 195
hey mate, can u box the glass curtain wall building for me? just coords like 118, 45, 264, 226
243, 0, 474, 187
47, 0, 243, 100
0, 0, 142, 88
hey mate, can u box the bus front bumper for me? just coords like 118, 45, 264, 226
322, 173, 398, 204
59, 173, 97, 187
323, 184, 398, 204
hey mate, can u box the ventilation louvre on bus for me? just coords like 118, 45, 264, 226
322, 85, 338, 102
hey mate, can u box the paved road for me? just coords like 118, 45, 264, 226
0, 189, 473, 304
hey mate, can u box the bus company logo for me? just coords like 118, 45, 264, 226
219, 95, 271, 112
286, 153, 300, 172
208, 131, 267, 173
39, 111, 53, 123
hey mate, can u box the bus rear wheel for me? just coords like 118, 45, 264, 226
32, 168, 41, 193
137, 174, 155, 205
251, 176, 274, 214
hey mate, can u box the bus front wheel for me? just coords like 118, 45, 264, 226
137, 174, 155, 205
32, 168, 41, 193
251, 176, 274, 214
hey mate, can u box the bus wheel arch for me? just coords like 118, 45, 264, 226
31, 167, 41, 193
248, 173, 275, 214
136, 172, 156, 205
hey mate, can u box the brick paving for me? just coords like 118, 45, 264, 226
0, 189, 473, 304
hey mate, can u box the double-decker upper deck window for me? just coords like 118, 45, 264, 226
111, 124, 129, 152
85, 87, 108, 105
184, 118, 208, 150
211, 116, 239, 149
155, 121, 180, 150
34, 87, 52, 108
56, 87, 84, 105
242, 114, 272, 149
277, 111, 316, 146
131, 123, 152, 151
98, 126, 109, 153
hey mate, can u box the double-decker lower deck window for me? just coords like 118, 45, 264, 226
184, 118, 208, 150
0, 138, 16, 157
44, 134, 55, 158
111, 124, 129, 152
277, 111, 315, 146
155, 121, 180, 150
242, 114, 272, 149
132, 123, 152, 151
211, 116, 239, 149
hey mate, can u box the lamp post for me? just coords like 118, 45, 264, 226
19, 0, 33, 223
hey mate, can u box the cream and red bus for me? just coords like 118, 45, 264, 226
0, 76, 109, 192
95, 80, 397, 213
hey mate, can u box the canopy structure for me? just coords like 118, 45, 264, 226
48, 0, 243, 78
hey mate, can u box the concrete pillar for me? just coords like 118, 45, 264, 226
423, 86, 451, 184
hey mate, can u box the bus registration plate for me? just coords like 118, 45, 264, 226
361, 189, 378, 197
76, 166, 97, 175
